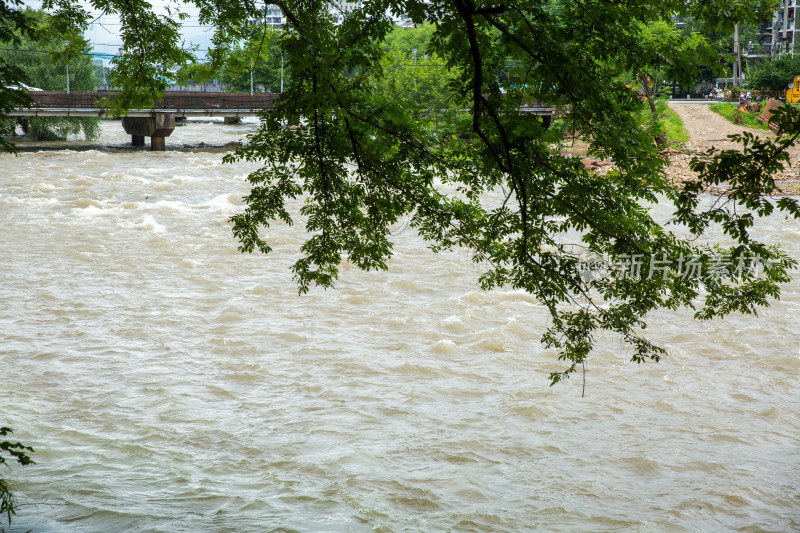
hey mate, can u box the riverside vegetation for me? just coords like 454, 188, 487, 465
710, 102, 771, 130
0, 427, 34, 525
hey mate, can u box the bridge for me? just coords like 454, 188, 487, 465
9, 91, 280, 118
9, 91, 280, 150
9, 90, 554, 151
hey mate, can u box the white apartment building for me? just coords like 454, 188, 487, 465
747, 0, 800, 58
260, 1, 420, 27
263, 4, 285, 27
328, 1, 364, 24
771, 0, 800, 56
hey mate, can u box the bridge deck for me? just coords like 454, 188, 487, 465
10, 108, 273, 117
9, 91, 554, 118
9, 91, 279, 117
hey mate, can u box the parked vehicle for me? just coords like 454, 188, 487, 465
5, 83, 43, 91
786, 75, 800, 103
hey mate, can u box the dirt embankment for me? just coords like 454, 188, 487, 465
666, 103, 800, 195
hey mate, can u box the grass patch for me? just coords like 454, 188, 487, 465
661, 106, 689, 146
551, 100, 687, 151
640, 99, 689, 148
709, 103, 770, 130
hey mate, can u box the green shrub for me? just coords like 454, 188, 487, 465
25, 116, 100, 141
639, 98, 689, 148
0, 427, 34, 526
748, 54, 800, 92
661, 107, 689, 146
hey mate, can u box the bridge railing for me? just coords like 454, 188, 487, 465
23, 91, 279, 110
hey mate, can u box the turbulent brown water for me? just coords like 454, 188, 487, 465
1, 120, 799, 532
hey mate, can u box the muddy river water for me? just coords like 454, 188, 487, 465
1, 119, 799, 531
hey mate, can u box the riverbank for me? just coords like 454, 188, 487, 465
666, 102, 800, 195
663, 148, 800, 195
5, 139, 241, 153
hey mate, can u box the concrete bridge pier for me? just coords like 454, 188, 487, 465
122, 112, 176, 151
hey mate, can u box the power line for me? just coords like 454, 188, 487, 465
87, 21, 214, 28
0, 46, 211, 54
1, 47, 450, 65
0, 47, 95, 54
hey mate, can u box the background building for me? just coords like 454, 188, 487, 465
750, 0, 800, 58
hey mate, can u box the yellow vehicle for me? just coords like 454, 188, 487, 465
786, 75, 800, 103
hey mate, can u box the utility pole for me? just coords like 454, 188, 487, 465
280, 52, 284, 93
733, 23, 741, 87
784, 0, 790, 55
63, 41, 70, 94
116, 47, 124, 91
412, 48, 417, 88
771, 9, 779, 57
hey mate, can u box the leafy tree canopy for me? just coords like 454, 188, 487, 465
31, 0, 800, 383
637, 19, 718, 90
747, 53, 800, 92
0, 8, 94, 90
677, 10, 760, 85
381, 23, 435, 55
0, 427, 34, 525
0, 8, 100, 140
177, 25, 289, 93
0, 0, 37, 151
377, 25, 464, 138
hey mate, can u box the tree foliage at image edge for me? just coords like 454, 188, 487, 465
0, 427, 34, 525
0, 7, 101, 141
24, 0, 800, 386
221, 0, 799, 383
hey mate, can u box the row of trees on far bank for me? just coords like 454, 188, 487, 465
178, 24, 288, 93
747, 54, 800, 92
183, 23, 467, 139
0, 8, 100, 141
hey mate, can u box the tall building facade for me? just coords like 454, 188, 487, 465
749, 0, 800, 58
263, 4, 285, 27
259, 1, 419, 28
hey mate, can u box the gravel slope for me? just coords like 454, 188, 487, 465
666, 103, 800, 195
